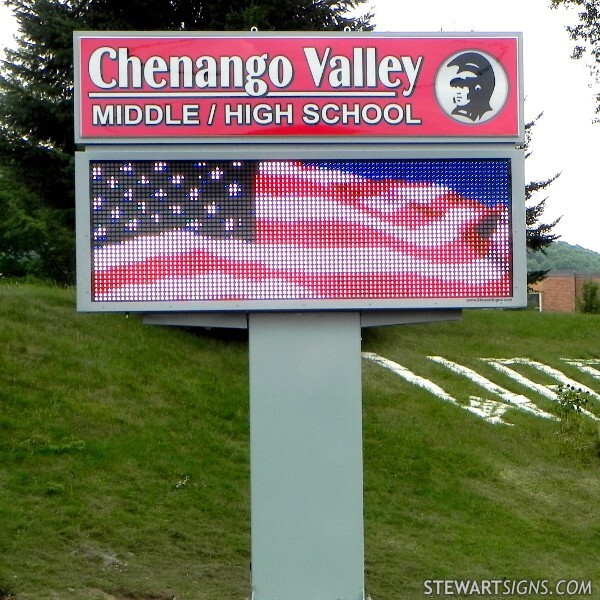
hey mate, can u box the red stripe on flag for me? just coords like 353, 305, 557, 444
93, 249, 511, 299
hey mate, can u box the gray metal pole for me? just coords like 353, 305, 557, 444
248, 311, 365, 600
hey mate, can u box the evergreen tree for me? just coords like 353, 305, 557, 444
0, 0, 373, 283
522, 114, 561, 287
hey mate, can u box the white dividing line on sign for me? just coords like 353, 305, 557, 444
88, 90, 398, 99
362, 352, 511, 425
427, 356, 556, 421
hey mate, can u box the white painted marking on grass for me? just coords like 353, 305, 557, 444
362, 352, 511, 425
562, 359, 600, 381
467, 397, 514, 424
364, 353, 600, 424
482, 358, 599, 421
428, 356, 557, 421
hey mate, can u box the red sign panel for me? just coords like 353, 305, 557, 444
74, 33, 522, 142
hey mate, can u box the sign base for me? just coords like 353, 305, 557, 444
249, 311, 365, 600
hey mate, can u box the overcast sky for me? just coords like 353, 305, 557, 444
366, 0, 600, 253
0, 0, 599, 252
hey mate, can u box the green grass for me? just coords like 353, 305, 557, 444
1, 283, 600, 599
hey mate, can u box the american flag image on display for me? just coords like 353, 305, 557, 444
90, 159, 512, 303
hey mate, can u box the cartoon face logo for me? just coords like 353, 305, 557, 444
435, 50, 509, 124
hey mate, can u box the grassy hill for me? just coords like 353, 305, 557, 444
1, 283, 600, 599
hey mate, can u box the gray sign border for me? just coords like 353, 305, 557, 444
76, 143, 527, 313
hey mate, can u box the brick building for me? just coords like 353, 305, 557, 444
529, 270, 600, 312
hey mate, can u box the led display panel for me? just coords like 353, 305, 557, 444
77, 152, 525, 311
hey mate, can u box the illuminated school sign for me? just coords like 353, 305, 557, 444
73, 33, 527, 600
74, 32, 523, 142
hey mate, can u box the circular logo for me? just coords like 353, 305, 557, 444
435, 50, 509, 124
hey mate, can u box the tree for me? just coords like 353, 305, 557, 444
0, 165, 75, 281
0, 0, 373, 283
522, 113, 561, 287
576, 279, 600, 313
550, 0, 600, 116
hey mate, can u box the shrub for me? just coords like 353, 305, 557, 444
576, 279, 600, 314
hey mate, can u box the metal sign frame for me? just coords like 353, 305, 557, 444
76, 143, 526, 313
